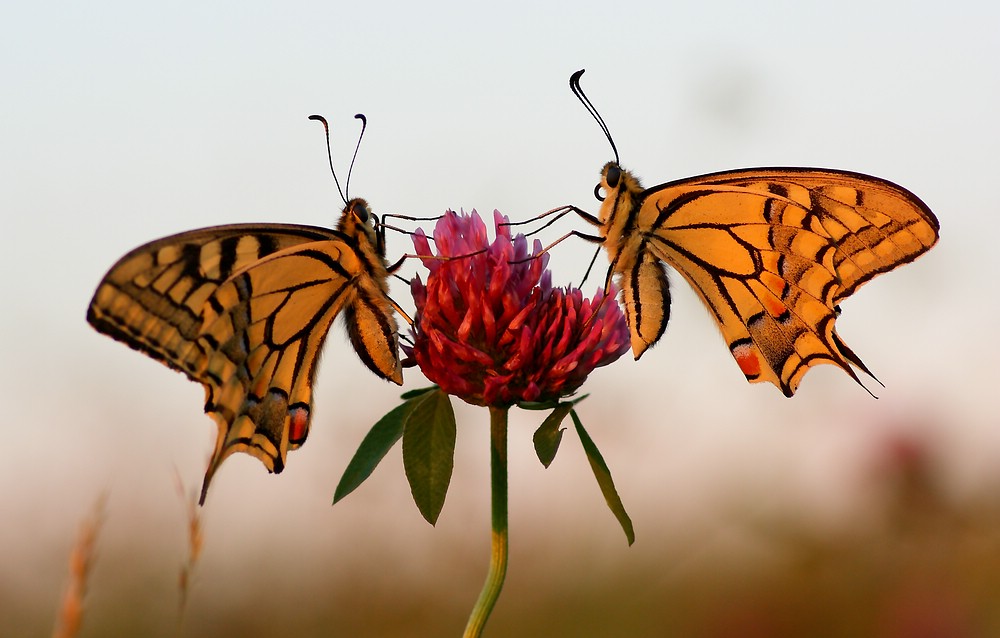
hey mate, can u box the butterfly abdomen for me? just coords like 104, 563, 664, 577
344, 287, 403, 383
618, 249, 671, 359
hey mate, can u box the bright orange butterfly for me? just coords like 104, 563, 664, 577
551, 70, 939, 396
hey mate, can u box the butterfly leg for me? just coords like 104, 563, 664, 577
577, 245, 603, 289
386, 255, 408, 273
502, 205, 601, 235
507, 229, 604, 266
386, 295, 414, 327
382, 212, 447, 224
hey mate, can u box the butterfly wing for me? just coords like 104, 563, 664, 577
197, 239, 401, 500
87, 223, 340, 377
88, 224, 402, 502
632, 167, 938, 396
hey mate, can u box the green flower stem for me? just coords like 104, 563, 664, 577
463, 406, 509, 638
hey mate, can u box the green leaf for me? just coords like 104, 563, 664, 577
571, 409, 635, 546
402, 389, 457, 525
333, 397, 418, 504
532, 404, 572, 468
399, 385, 438, 400
518, 393, 589, 411
518, 400, 561, 411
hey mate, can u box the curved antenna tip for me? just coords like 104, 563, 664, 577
344, 114, 368, 200
568, 69, 619, 165
307, 114, 328, 126
309, 113, 346, 204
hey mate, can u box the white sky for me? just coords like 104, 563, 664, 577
2, 0, 998, 632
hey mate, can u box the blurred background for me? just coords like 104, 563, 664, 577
3, 0, 997, 636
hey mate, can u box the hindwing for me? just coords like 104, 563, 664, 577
625, 168, 938, 396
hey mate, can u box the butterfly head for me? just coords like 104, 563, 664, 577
338, 197, 385, 253
596, 161, 643, 226
597, 162, 622, 199
345, 197, 372, 224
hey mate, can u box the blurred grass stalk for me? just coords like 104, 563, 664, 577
52, 493, 107, 638
177, 472, 205, 619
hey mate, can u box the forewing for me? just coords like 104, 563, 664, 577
694, 168, 939, 300
637, 168, 938, 396
87, 223, 340, 379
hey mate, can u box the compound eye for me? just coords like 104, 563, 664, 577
594, 183, 606, 202
352, 202, 370, 223
605, 165, 621, 189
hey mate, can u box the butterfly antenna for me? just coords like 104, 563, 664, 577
569, 69, 619, 165
308, 114, 348, 205
345, 113, 367, 200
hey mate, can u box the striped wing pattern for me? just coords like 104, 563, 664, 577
619, 168, 938, 396
88, 224, 336, 379
88, 221, 401, 502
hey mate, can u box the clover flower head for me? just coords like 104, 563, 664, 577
406, 209, 629, 407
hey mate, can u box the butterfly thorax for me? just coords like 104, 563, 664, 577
598, 162, 646, 268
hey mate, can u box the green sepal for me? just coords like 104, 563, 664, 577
402, 389, 457, 525
532, 403, 572, 468
333, 389, 434, 504
570, 409, 635, 546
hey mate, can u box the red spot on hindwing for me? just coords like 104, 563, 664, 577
288, 405, 310, 445
732, 343, 761, 378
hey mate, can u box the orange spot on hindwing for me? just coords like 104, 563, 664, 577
731, 340, 761, 379
763, 296, 788, 319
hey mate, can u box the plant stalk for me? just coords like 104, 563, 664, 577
463, 406, 509, 638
